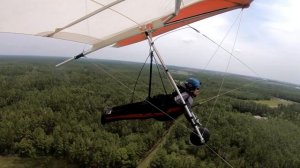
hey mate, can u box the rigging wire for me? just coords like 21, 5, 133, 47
90, 0, 141, 26
187, 11, 245, 167
188, 30, 266, 108
131, 48, 152, 102
187, 9, 257, 167
109, 45, 169, 102
153, 27, 190, 43
153, 25, 263, 80
205, 144, 234, 168
90, 62, 134, 92
82, 0, 93, 52
204, 10, 244, 129
189, 26, 262, 78
201, 10, 243, 70
193, 77, 262, 107
153, 56, 168, 95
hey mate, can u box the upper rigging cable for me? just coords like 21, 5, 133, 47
130, 44, 168, 102
203, 9, 244, 129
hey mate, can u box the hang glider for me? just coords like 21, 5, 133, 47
0, 0, 252, 56
0, 0, 253, 146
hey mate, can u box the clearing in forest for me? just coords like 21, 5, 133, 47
255, 97, 294, 108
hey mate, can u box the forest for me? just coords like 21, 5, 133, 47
0, 56, 300, 168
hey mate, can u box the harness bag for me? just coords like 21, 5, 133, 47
101, 94, 184, 124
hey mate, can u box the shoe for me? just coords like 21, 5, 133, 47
104, 108, 112, 115
101, 108, 112, 125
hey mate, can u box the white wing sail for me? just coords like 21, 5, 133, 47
0, 0, 253, 53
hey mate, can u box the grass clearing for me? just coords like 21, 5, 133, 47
255, 97, 294, 108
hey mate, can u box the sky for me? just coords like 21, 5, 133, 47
0, 0, 299, 85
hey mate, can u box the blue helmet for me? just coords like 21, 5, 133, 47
185, 78, 201, 90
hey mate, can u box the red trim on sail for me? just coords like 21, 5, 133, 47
115, 0, 251, 47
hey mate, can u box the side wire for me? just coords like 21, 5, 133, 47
204, 10, 244, 129
153, 56, 168, 95
205, 144, 234, 168
131, 47, 152, 102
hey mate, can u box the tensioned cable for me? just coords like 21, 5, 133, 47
193, 76, 263, 107
191, 27, 262, 78
82, 0, 94, 52
189, 17, 266, 107
153, 14, 262, 80
154, 24, 262, 80
153, 56, 168, 95
82, 0, 153, 93
90, 62, 134, 92
186, 34, 266, 108
185, 13, 246, 167
82, 0, 142, 54
195, 10, 263, 168
153, 55, 176, 92
85, 54, 160, 95
90, 0, 141, 26
205, 144, 234, 168
131, 48, 152, 102
153, 27, 190, 43
204, 10, 244, 129
202, 10, 243, 70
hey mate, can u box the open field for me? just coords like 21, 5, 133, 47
255, 97, 295, 108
